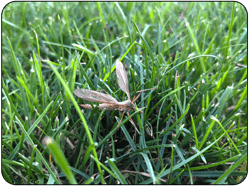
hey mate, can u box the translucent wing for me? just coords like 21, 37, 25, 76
115, 59, 130, 100
74, 89, 118, 104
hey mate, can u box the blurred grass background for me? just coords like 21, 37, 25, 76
2, 2, 247, 184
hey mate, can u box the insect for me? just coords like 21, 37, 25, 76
74, 59, 156, 131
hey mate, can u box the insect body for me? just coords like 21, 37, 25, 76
74, 59, 155, 128
73, 88, 135, 112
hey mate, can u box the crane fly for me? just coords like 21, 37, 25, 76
74, 59, 156, 133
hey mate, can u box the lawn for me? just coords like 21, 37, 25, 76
2, 2, 247, 184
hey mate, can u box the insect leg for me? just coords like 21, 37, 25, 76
127, 112, 138, 141
132, 87, 157, 102
132, 92, 142, 103
116, 112, 125, 129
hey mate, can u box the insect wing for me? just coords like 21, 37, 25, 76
115, 59, 130, 100
74, 89, 118, 104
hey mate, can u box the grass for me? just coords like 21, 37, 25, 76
2, 2, 247, 184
